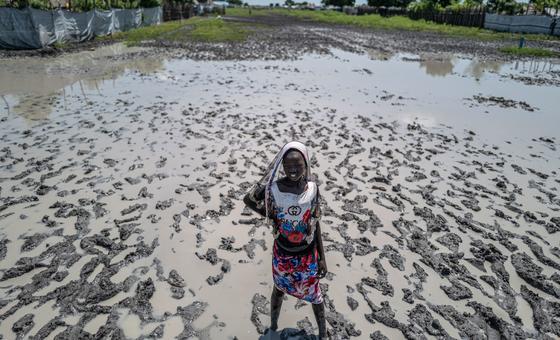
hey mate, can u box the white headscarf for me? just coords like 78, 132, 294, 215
262, 141, 311, 224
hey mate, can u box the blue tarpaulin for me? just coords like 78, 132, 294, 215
0, 6, 162, 49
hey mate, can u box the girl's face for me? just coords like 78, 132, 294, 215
283, 150, 306, 182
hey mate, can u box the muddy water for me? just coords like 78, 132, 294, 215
0, 46, 559, 339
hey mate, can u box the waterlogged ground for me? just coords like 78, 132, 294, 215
1, 42, 560, 340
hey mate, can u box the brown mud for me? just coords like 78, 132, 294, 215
0, 15, 560, 340
1, 13, 560, 61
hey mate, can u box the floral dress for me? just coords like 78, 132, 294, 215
270, 181, 323, 304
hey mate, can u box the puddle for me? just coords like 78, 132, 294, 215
1, 49, 558, 146
0, 43, 163, 122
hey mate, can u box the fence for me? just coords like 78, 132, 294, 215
344, 5, 560, 34
345, 6, 486, 28
484, 14, 559, 35
0, 6, 162, 49
408, 8, 486, 28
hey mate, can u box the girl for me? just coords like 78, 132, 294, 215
244, 141, 328, 339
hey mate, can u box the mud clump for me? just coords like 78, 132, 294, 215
466, 94, 538, 112
441, 278, 473, 300
250, 293, 269, 335
12, 313, 35, 338
520, 285, 560, 337
511, 252, 560, 298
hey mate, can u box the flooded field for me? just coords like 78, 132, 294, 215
1, 41, 559, 339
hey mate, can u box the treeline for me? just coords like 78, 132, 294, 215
0, 0, 234, 12
1, 0, 161, 10
321, 0, 560, 15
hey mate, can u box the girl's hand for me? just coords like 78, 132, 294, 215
318, 259, 328, 279
272, 225, 280, 239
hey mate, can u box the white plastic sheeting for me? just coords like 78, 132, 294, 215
484, 14, 559, 36
0, 6, 162, 49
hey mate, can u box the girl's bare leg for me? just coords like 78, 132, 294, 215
312, 302, 327, 338
270, 286, 284, 331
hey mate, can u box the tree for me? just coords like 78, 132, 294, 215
487, 0, 523, 13
322, 0, 354, 7
407, 0, 452, 10
531, 0, 557, 13
368, 0, 393, 6
369, 0, 412, 7
139, 0, 160, 7
227, 0, 242, 5
285, 0, 294, 5
463, 0, 483, 6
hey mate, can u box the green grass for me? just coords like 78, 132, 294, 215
98, 17, 249, 45
226, 7, 277, 17
186, 17, 249, 42
499, 46, 559, 57
226, 8, 558, 42
53, 41, 67, 49
98, 20, 190, 45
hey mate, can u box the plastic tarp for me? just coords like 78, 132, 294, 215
0, 6, 162, 49
484, 14, 559, 36
0, 8, 42, 49
92, 9, 113, 36
29, 8, 56, 47
54, 10, 95, 43
114, 8, 140, 32
143, 7, 161, 27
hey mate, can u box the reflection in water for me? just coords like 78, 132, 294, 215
414, 54, 557, 79
1, 95, 9, 115
367, 48, 395, 61
13, 93, 58, 121
0, 43, 164, 122
514, 59, 560, 73
464, 59, 503, 79
419, 57, 455, 77
417, 55, 505, 78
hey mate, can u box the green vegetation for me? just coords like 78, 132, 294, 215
52, 41, 67, 48
406, 0, 557, 15
407, 0, 483, 11
100, 20, 189, 45
99, 17, 250, 45
186, 17, 249, 42
226, 7, 275, 16
227, 8, 557, 42
499, 46, 559, 57
371, 0, 413, 8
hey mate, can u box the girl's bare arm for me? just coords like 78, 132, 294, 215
243, 184, 266, 217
